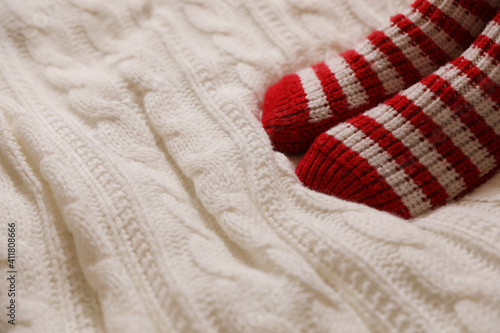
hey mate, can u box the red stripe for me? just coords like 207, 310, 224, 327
391, 13, 450, 66
366, 30, 421, 87
473, 34, 500, 65
451, 56, 500, 107
385, 95, 481, 189
494, 11, 500, 24
312, 62, 349, 119
455, 0, 497, 23
340, 49, 387, 106
298, 133, 412, 218
348, 114, 448, 207
422, 74, 500, 164
411, 0, 475, 49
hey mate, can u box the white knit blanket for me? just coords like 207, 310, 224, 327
1, 0, 499, 332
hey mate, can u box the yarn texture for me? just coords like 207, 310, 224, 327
0, 0, 499, 332
297, 13, 500, 218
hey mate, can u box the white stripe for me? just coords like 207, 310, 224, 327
407, 8, 463, 59
481, 18, 500, 41
402, 79, 496, 177
325, 56, 368, 109
364, 104, 467, 198
356, 39, 406, 95
297, 67, 332, 123
438, 64, 499, 173
442, 1, 485, 37
462, 44, 499, 76
461, 44, 500, 136
383, 21, 436, 78
327, 121, 432, 216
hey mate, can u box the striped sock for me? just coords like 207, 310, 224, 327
296, 12, 500, 219
263, 0, 499, 154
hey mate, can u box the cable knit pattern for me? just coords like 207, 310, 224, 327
0, 0, 499, 332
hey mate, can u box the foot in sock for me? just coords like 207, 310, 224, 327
296, 13, 500, 218
263, 0, 498, 154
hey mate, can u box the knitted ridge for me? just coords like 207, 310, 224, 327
263, 0, 499, 154
297, 12, 500, 218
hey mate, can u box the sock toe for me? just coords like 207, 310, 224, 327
262, 73, 316, 154
296, 133, 412, 219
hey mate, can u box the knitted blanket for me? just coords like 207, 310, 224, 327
0, 0, 499, 332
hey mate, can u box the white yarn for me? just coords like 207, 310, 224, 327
0, 0, 499, 332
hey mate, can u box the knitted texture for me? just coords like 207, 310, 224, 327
1, 0, 500, 333
297, 12, 500, 219
263, 0, 499, 154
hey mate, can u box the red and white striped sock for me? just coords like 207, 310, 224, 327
263, 0, 499, 154
296, 12, 500, 219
